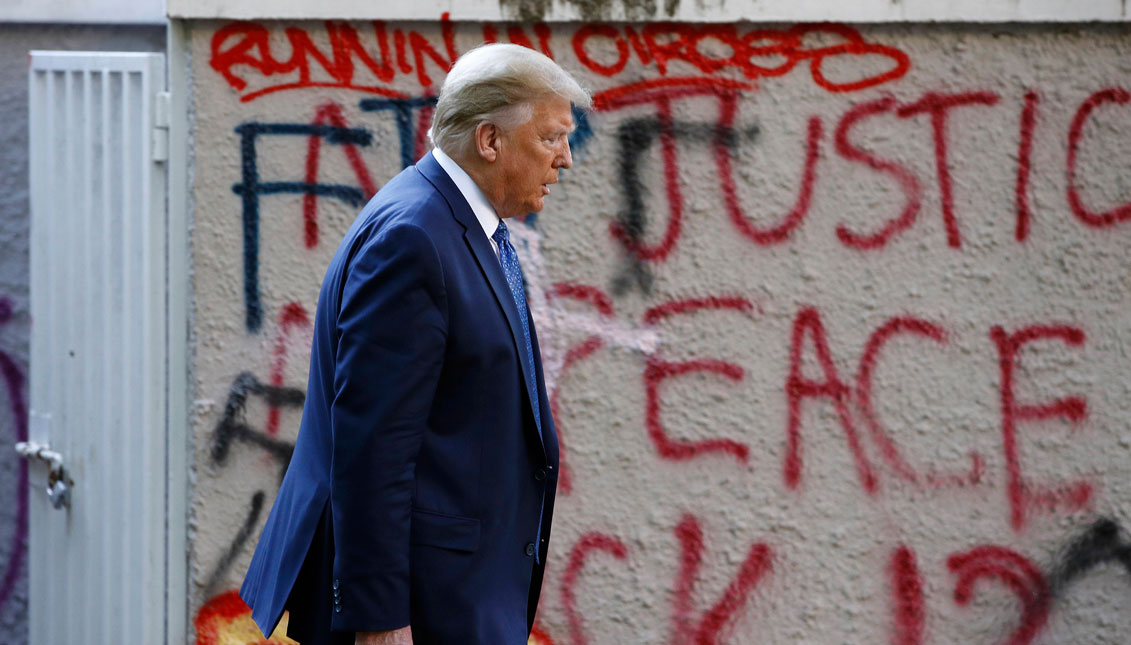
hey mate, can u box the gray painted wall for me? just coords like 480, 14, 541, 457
0, 22, 165, 645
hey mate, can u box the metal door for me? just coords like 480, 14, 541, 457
25, 51, 182, 644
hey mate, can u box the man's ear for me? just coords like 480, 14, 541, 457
474, 122, 500, 163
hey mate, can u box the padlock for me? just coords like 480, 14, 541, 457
15, 440, 73, 510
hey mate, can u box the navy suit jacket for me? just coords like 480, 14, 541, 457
240, 152, 559, 644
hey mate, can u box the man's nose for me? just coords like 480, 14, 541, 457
556, 140, 573, 169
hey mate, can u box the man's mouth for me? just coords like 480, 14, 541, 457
542, 184, 550, 195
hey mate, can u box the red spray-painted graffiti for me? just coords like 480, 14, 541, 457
561, 533, 628, 645
856, 317, 983, 489
200, 19, 1131, 643
784, 306, 879, 494
644, 357, 747, 463
781, 309, 1088, 510
571, 22, 910, 92
948, 546, 1050, 645
605, 86, 1129, 281
889, 545, 926, 645
303, 103, 378, 249
834, 96, 923, 250
219, 30, 1131, 314
1014, 90, 1040, 242
265, 302, 311, 437
539, 295, 1089, 526
527, 282, 1093, 529
548, 529, 1124, 644
560, 515, 772, 645
1067, 88, 1131, 227
721, 108, 821, 246
602, 82, 744, 268
210, 16, 457, 101
895, 91, 1001, 249
211, 19, 910, 103
990, 325, 1091, 531
642, 296, 757, 325
671, 515, 774, 644
643, 297, 755, 463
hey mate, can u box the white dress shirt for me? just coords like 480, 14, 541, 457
431, 147, 501, 259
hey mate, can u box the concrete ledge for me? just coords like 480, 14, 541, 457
166, 0, 1129, 23
3, 0, 164, 24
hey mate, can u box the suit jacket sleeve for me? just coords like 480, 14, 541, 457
329, 222, 448, 631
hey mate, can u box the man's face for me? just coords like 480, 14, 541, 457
493, 95, 575, 219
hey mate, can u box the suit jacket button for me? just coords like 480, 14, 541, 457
525, 542, 536, 557
534, 468, 547, 481
332, 579, 340, 591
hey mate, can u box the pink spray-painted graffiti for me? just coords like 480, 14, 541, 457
197, 18, 1131, 644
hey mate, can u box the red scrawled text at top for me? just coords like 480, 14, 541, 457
209, 18, 912, 103
571, 22, 911, 91
209, 15, 457, 102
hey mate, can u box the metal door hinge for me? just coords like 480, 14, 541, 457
152, 90, 170, 163
15, 441, 72, 509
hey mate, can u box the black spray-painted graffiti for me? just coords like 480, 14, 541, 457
610, 117, 759, 295
232, 122, 374, 332
210, 372, 300, 475
205, 372, 302, 597
1049, 517, 1131, 596
359, 96, 439, 170
231, 99, 593, 334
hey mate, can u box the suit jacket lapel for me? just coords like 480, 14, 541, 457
528, 316, 554, 446
416, 153, 546, 453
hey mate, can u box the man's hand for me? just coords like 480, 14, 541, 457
355, 627, 413, 645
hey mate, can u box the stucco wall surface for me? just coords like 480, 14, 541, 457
0, 23, 165, 645
188, 18, 1131, 644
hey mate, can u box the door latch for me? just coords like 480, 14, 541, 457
14, 441, 72, 509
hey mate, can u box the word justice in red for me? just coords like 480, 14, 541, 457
606, 86, 1129, 266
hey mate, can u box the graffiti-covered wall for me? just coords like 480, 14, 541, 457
187, 18, 1131, 644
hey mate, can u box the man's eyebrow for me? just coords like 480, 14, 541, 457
544, 124, 576, 137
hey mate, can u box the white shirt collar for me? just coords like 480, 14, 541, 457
431, 147, 501, 246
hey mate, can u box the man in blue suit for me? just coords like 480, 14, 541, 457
240, 44, 591, 644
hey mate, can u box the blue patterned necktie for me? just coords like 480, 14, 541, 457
491, 220, 541, 437
493, 219, 546, 563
